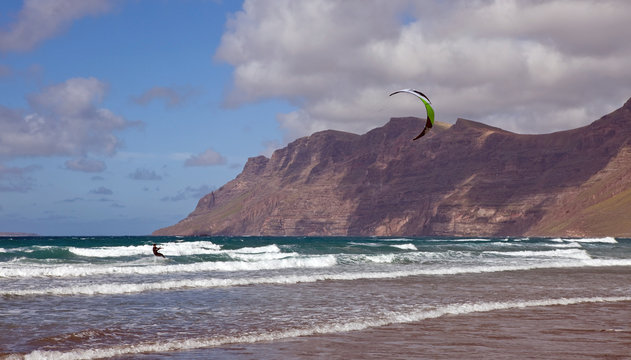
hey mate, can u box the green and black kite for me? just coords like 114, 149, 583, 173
389, 89, 435, 140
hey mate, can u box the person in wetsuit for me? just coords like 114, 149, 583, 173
152, 244, 166, 258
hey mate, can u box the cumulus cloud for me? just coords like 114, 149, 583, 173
131, 86, 197, 108
129, 168, 162, 181
65, 158, 106, 173
0, 77, 138, 159
0, 0, 112, 52
216, 0, 631, 138
184, 148, 227, 167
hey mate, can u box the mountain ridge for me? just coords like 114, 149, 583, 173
154, 98, 631, 237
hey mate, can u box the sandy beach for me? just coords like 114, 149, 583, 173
212, 301, 630, 360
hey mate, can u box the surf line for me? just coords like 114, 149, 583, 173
17, 296, 631, 360
0, 254, 337, 278
5, 259, 631, 297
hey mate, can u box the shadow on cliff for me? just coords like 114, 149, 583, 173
342, 100, 631, 236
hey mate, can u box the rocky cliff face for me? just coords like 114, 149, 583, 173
154, 98, 631, 237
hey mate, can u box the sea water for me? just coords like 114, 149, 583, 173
1, 236, 630, 359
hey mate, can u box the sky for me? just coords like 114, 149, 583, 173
1, 0, 630, 236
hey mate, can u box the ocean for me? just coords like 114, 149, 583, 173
1, 236, 630, 359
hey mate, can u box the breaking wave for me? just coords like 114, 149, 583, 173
15, 296, 631, 360
4, 257, 631, 297
0, 254, 337, 278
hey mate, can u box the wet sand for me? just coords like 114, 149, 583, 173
184, 301, 631, 360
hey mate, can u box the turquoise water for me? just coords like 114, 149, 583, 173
1, 236, 630, 358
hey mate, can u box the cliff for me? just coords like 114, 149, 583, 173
154, 98, 631, 237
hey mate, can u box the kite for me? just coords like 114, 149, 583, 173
389, 89, 435, 140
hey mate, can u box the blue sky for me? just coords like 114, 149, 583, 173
0, 0, 288, 235
1, 0, 630, 235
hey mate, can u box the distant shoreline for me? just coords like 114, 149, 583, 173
0, 232, 39, 237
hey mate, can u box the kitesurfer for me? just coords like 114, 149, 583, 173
152, 244, 166, 258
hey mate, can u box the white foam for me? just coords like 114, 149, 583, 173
349, 242, 381, 247
390, 243, 418, 251
69, 245, 149, 258
484, 249, 592, 260
364, 254, 397, 263
0, 254, 337, 278
339, 251, 426, 265
162, 241, 223, 256
18, 296, 631, 360
2, 246, 46, 253
5, 258, 631, 297
0, 246, 29, 253
229, 251, 298, 262
66, 242, 287, 259
546, 242, 582, 248
565, 237, 618, 244
226, 244, 281, 254
68, 241, 222, 258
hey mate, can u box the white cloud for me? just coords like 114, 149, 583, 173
184, 148, 227, 167
442, 0, 629, 57
29, 77, 107, 115
216, 0, 631, 139
0, 0, 112, 52
0, 77, 138, 158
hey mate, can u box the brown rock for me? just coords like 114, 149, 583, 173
154, 98, 631, 237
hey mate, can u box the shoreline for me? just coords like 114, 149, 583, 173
0, 232, 39, 237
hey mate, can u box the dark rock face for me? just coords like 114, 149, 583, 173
154, 99, 631, 237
